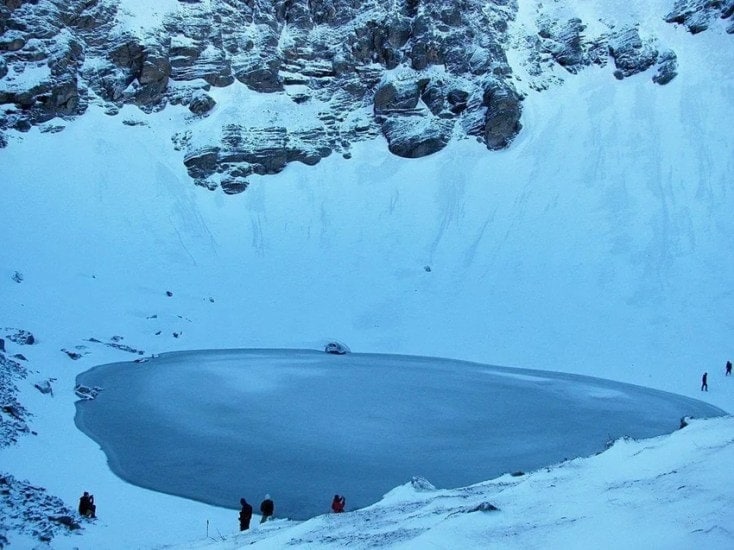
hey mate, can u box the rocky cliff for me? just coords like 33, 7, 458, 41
0, 0, 731, 192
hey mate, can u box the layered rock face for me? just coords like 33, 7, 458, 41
0, 0, 730, 192
665, 0, 734, 34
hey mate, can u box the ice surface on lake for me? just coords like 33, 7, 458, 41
75, 350, 724, 520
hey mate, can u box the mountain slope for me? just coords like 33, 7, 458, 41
0, 0, 733, 547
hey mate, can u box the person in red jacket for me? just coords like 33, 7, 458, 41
331, 494, 345, 513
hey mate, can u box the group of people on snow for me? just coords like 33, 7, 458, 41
701, 360, 732, 392
238, 494, 275, 531
238, 493, 346, 531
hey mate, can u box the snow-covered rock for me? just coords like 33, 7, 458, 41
0, 474, 81, 546
665, 0, 734, 34
2, 0, 718, 185
0, 352, 29, 447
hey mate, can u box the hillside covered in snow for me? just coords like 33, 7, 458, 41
1, 0, 733, 548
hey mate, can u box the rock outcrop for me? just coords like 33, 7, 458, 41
0, 0, 523, 188
608, 27, 658, 80
0, 473, 81, 545
536, 17, 607, 75
0, 351, 29, 447
665, 0, 734, 34
0, 0, 728, 189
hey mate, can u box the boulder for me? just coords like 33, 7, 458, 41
188, 91, 215, 115
608, 27, 658, 78
184, 147, 221, 180
469, 502, 500, 512
410, 476, 436, 491
61, 348, 82, 360
34, 379, 53, 395
4, 329, 35, 345
381, 114, 453, 158
652, 50, 678, 85
447, 87, 469, 113
221, 177, 249, 194
324, 341, 350, 355
74, 384, 101, 400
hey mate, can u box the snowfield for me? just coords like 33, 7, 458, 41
1, 0, 733, 548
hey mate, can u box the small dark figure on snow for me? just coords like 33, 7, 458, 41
726, 361, 732, 376
701, 372, 708, 392
78, 491, 96, 518
331, 494, 346, 513
260, 494, 274, 523
239, 498, 253, 531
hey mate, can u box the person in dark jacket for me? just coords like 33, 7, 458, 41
78, 492, 96, 518
701, 372, 708, 391
331, 494, 346, 513
238, 498, 253, 531
726, 361, 732, 376
260, 494, 274, 523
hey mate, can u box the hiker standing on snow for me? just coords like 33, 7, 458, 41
239, 498, 253, 531
726, 361, 732, 376
701, 372, 708, 391
331, 494, 346, 513
260, 494, 274, 523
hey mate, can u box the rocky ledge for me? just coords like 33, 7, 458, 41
0, 334, 32, 448
0, 473, 82, 546
664, 0, 734, 34
0, 0, 729, 192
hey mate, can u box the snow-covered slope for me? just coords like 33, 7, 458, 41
1, 0, 733, 547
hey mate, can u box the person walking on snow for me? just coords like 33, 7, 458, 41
260, 494, 274, 523
239, 498, 253, 531
701, 372, 708, 391
331, 494, 346, 513
726, 361, 732, 376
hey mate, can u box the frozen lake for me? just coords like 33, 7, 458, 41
75, 350, 724, 520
